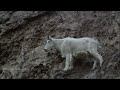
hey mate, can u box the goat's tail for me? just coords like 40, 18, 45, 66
92, 37, 102, 49
96, 40, 102, 49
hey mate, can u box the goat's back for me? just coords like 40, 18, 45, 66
63, 37, 98, 45
61, 37, 99, 53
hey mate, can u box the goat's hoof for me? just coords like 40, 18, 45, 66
63, 68, 71, 71
63, 67, 73, 72
92, 67, 96, 71
100, 64, 102, 67
63, 68, 68, 71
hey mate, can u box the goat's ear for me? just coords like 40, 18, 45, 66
48, 35, 52, 41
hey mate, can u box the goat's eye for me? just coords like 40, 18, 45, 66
48, 41, 50, 43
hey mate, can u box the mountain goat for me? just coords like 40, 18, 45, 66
44, 36, 103, 71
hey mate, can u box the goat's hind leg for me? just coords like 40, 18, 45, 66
92, 60, 97, 70
87, 55, 97, 70
90, 50, 103, 67
95, 53, 103, 67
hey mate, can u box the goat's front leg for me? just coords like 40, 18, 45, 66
64, 54, 70, 71
64, 54, 73, 71
69, 54, 73, 69
92, 60, 97, 70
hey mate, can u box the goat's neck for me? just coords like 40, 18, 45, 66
52, 38, 64, 50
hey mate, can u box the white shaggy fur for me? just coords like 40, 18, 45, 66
44, 36, 103, 71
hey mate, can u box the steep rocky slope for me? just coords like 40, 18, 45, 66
0, 11, 120, 79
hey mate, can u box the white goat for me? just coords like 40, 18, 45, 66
44, 36, 103, 71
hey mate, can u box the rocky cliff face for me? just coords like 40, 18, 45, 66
0, 11, 120, 79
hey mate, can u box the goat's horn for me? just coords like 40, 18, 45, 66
47, 35, 49, 39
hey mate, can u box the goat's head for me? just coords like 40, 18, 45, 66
44, 35, 55, 52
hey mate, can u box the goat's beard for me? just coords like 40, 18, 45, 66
46, 48, 58, 56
